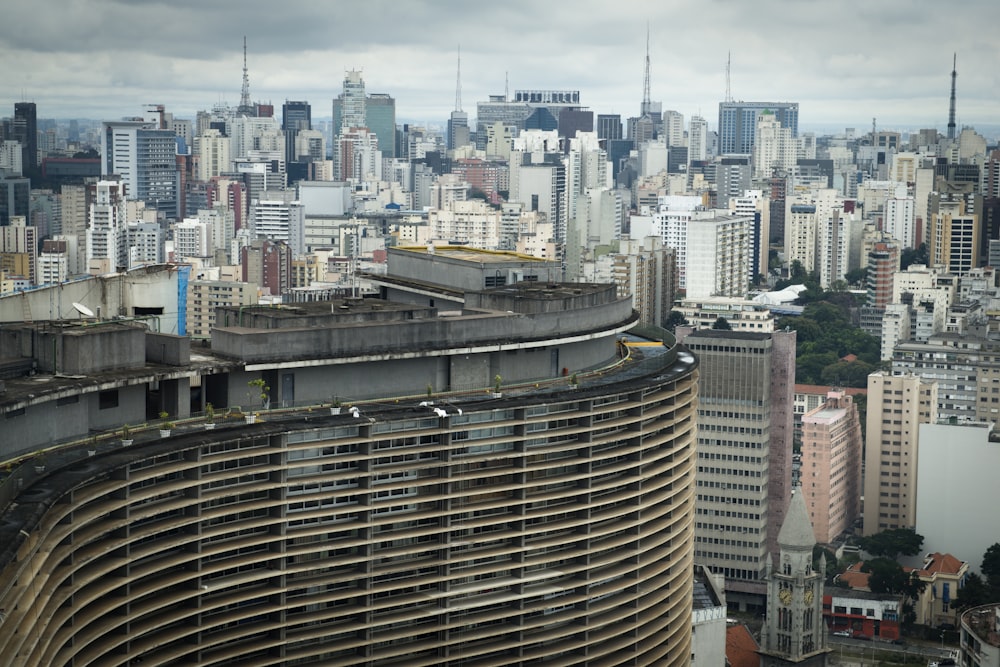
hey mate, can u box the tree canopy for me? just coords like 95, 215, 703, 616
861, 558, 921, 596
774, 295, 881, 386
711, 316, 732, 330
856, 528, 924, 560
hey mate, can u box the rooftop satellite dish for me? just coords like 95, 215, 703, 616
72, 302, 95, 319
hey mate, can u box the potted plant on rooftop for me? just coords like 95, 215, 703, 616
492, 374, 503, 399
204, 403, 217, 430
120, 423, 134, 446
159, 411, 174, 438
329, 397, 342, 416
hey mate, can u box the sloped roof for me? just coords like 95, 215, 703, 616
778, 489, 816, 551
726, 624, 761, 667
838, 561, 871, 590
914, 552, 967, 577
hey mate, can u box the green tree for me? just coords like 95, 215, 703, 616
844, 267, 868, 286
857, 528, 924, 560
796, 352, 839, 384
953, 572, 992, 611
900, 243, 929, 271
813, 545, 839, 584
983, 542, 1000, 590
775, 316, 822, 343
664, 310, 689, 332
711, 316, 732, 330
820, 360, 876, 388
862, 558, 910, 594
862, 558, 925, 599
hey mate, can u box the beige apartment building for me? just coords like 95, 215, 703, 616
186, 279, 257, 339
800, 391, 863, 543
863, 371, 938, 536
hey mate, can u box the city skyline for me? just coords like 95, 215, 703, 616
2, 0, 998, 133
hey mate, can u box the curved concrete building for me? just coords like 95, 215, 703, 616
0, 257, 699, 666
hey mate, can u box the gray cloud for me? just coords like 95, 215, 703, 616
1, 0, 997, 134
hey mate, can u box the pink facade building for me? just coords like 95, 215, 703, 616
801, 391, 863, 544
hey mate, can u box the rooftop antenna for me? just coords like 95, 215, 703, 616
725, 51, 733, 103
454, 45, 462, 112
947, 53, 957, 140
238, 36, 253, 114
504, 71, 509, 103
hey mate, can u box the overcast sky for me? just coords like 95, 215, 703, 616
2, 0, 997, 136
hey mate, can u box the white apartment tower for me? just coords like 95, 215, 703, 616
885, 195, 916, 249
663, 110, 684, 147
753, 112, 796, 178
685, 213, 753, 299
197, 128, 231, 181
174, 218, 213, 260
85, 179, 128, 273
651, 195, 702, 289
688, 116, 708, 163
340, 70, 366, 131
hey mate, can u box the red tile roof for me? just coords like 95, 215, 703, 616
916, 552, 966, 576
726, 624, 761, 667
837, 561, 871, 590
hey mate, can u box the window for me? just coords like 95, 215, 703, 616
98, 389, 119, 410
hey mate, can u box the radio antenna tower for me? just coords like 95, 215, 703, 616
947, 53, 957, 140
238, 36, 253, 114
725, 52, 733, 103
641, 23, 652, 115
454, 45, 462, 112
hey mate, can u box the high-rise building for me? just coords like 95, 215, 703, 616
187, 279, 257, 338
332, 73, 396, 162
85, 178, 128, 273
0, 173, 30, 227
0, 215, 37, 284
126, 221, 163, 268
241, 237, 292, 296
336, 69, 366, 131
863, 371, 938, 536
100, 120, 180, 218
688, 115, 708, 163
800, 391, 863, 544
13, 102, 37, 173
0, 255, 700, 665
685, 213, 754, 299
611, 236, 676, 327
196, 128, 231, 181
753, 111, 796, 178
36, 238, 69, 285
678, 327, 796, 605
718, 101, 799, 156
281, 100, 311, 166
866, 241, 899, 308
596, 114, 623, 141
929, 198, 979, 275
365, 94, 396, 160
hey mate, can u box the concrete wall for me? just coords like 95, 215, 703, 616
211, 298, 633, 364
34, 325, 147, 375
916, 422, 999, 575
217, 336, 618, 410
0, 265, 180, 333
387, 248, 561, 292
146, 333, 191, 366
1, 383, 146, 459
